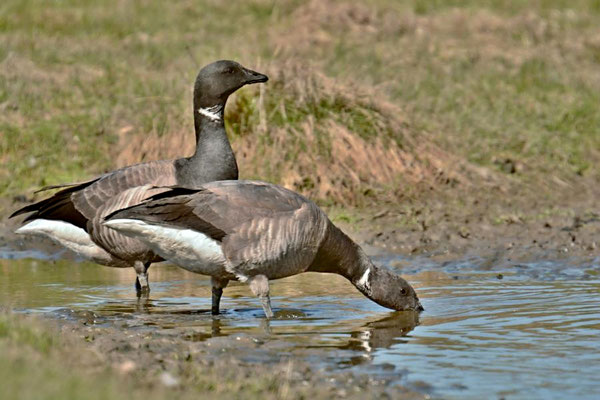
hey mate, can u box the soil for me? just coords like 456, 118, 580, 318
338, 183, 600, 269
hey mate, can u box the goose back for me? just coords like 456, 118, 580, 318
106, 181, 330, 280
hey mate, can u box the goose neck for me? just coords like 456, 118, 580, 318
194, 103, 226, 145
309, 222, 374, 287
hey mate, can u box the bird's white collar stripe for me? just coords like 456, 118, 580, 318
357, 268, 370, 288
198, 105, 222, 122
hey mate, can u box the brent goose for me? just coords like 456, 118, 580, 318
103, 181, 423, 317
10, 60, 268, 295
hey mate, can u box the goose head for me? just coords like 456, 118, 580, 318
356, 265, 424, 312
193, 60, 268, 109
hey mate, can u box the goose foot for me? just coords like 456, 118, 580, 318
211, 287, 223, 315
259, 318, 272, 334
135, 273, 150, 297
249, 275, 273, 318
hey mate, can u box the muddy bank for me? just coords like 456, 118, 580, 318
38, 310, 423, 400
336, 192, 600, 269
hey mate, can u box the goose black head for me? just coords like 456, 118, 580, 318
357, 265, 424, 312
193, 60, 268, 110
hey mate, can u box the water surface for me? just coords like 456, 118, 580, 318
1, 245, 599, 400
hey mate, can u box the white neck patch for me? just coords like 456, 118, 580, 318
198, 105, 223, 122
357, 268, 371, 289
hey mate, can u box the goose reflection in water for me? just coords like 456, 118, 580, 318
78, 294, 420, 372
336, 312, 420, 367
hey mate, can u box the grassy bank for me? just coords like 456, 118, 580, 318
2, 0, 599, 209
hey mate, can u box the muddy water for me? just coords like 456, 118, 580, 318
1, 244, 599, 399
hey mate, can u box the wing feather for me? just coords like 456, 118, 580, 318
10, 179, 99, 229
72, 160, 176, 220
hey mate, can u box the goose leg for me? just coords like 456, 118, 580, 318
260, 296, 274, 319
211, 277, 229, 315
134, 261, 151, 297
249, 275, 274, 318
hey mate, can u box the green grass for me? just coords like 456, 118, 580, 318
1, 0, 599, 206
288, 0, 600, 183
0, 314, 131, 400
0, 314, 56, 353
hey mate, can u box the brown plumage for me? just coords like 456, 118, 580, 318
104, 181, 423, 317
10, 60, 268, 294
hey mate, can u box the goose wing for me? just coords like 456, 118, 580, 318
10, 160, 176, 230
10, 179, 99, 229
72, 160, 177, 221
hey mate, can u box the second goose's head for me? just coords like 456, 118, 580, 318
194, 60, 268, 111
354, 258, 424, 312
367, 267, 424, 312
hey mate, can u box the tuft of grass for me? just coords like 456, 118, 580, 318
271, 0, 600, 193
0, 313, 124, 400
0, 315, 56, 353
2, 0, 600, 211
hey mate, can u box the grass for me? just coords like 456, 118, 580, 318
279, 0, 600, 187
0, 313, 141, 400
1, 0, 600, 208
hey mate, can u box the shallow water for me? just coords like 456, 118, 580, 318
1, 243, 599, 399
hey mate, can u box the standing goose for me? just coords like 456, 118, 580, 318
10, 60, 268, 295
103, 181, 423, 317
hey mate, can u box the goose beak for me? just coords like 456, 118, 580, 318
416, 302, 424, 312
243, 68, 268, 84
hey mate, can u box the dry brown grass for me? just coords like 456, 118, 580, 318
115, 60, 466, 206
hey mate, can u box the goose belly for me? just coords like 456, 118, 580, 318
104, 219, 228, 276
15, 219, 126, 267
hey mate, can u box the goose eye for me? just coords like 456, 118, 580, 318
400, 288, 407, 295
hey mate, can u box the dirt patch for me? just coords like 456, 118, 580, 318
336, 184, 600, 270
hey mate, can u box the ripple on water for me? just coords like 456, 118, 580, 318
1, 254, 599, 399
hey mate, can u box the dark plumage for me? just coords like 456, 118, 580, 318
104, 181, 423, 317
10, 61, 268, 295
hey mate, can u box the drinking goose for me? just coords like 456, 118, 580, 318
103, 180, 423, 317
10, 60, 268, 295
